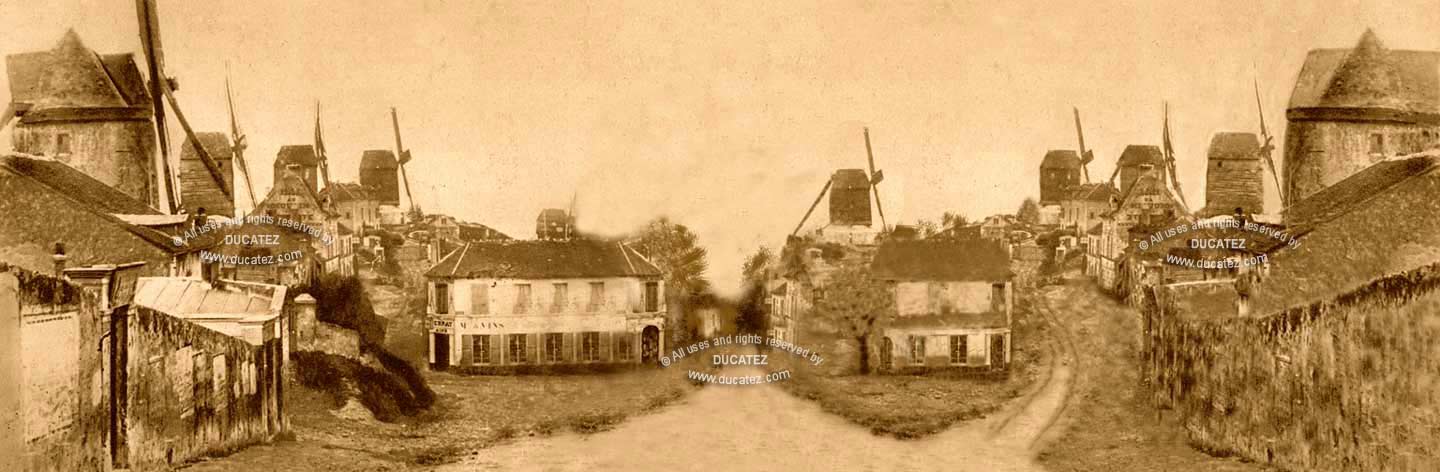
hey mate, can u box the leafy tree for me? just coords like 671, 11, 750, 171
915, 219, 938, 237
742, 246, 774, 283
941, 211, 968, 229
1017, 198, 1040, 225
406, 206, 425, 224
734, 280, 770, 336
633, 217, 711, 341
811, 265, 894, 374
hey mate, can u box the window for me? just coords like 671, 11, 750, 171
471, 283, 489, 315
435, 283, 450, 314
514, 284, 532, 314
991, 283, 1007, 312
551, 283, 568, 313
473, 336, 491, 364
508, 335, 527, 364
544, 333, 564, 363
644, 282, 660, 312
581, 332, 601, 361
1369, 133, 1385, 155
588, 282, 605, 312
616, 334, 633, 361
910, 336, 926, 365
950, 335, 968, 365
55, 133, 71, 155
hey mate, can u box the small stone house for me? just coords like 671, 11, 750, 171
869, 239, 1013, 373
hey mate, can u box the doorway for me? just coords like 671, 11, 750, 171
640, 326, 660, 365
432, 333, 450, 370
879, 337, 894, 371
990, 333, 1007, 369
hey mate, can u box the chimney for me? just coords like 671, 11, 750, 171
51, 242, 67, 275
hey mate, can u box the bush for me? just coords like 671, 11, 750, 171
368, 343, 436, 409
293, 351, 348, 407
292, 349, 433, 423
305, 274, 388, 346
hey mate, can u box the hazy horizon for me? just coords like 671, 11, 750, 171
5, 0, 1440, 295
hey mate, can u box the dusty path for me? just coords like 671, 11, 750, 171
433, 321, 1078, 471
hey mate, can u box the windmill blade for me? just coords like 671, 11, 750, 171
1074, 107, 1093, 183
1162, 102, 1190, 213
1255, 79, 1286, 208
136, 0, 178, 213
863, 127, 888, 229
314, 100, 331, 189
391, 107, 417, 211
159, 74, 231, 200
226, 75, 257, 208
792, 179, 833, 236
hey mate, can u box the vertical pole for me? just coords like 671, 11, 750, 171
1, 271, 24, 471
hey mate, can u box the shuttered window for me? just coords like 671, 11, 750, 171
515, 284, 531, 314
644, 282, 659, 312
616, 334, 633, 361
508, 335, 527, 364
474, 336, 491, 364
910, 336, 926, 365
588, 282, 605, 312
471, 283, 488, 315
435, 283, 450, 314
950, 335, 967, 365
552, 283, 568, 313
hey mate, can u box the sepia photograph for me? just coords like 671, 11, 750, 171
2, 1, 1439, 470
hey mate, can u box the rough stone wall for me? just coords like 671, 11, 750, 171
1282, 120, 1440, 202
123, 306, 283, 470
1146, 264, 1440, 471
13, 120, 159, 208
13, 270, 108, 472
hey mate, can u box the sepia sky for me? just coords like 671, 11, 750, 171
5, 0, 1440, 295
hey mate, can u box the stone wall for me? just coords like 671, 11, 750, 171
1146, 263, 1440, 471
121, 305, 286, 470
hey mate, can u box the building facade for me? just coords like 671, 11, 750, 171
1039, 150, 1081, 205
1202, 132, 1264, 217
869, 239, 1013, 373
424, 240, 667, 373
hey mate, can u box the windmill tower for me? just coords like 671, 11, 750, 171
791, 127, 889, 245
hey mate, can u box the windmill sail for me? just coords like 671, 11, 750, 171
1161, 102, 1190, 213
226, 75, 257, 210
314, 101, 331, 190
1254, 79, 1285, 208
391, 107, 416, 211
863, 127, 887, 230
1074, 107, 1094, 183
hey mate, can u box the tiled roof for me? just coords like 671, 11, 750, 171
869, 239, 1011, 282
1207, 132, 1261, 161
4, 30, 149, 111
1066, 183, 1118, 202
1041, 150, 1081, 168
324, 182, 373, 203
426, 240, 662, 279
1117, 145, 1165, 167
179, 132, 232, 161
1288, 30, 1440, 114
1282, 153, 1440, 236
0, 153, 158, 214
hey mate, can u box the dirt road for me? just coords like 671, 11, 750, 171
434, 340, 1076, 471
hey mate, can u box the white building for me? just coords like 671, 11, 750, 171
423, 240, 667, 372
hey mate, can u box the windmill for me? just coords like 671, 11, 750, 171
225, 75, 257, 211
1161, 102, 1191, 213
314, 101, 332, 191
790, 127, 888, 236
390, 107, 416, 212
1073, 107, 1094, 183
135, 0, 230, 214
1254, 79, 1285, 209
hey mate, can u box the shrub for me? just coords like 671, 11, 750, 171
306, 274, 388, 347
368, 343, 436, 409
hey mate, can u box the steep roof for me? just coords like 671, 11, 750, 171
179, 132, 233, 162
1065, 183, 1119, 202
360, 150, 399, 170
134, 277, 285, 319
1041, 150, 1081, 169
1117, 145, 1165, 167
1288, 30, 1440, 114
0, 153, 159, 215
275, 145, 319, 167
426, 240, 662, 279
1282, 153, 1440, 236
457, 222, 512, 242
324, 182, 373, 203
869, 239, 1011, 282
1207, 132, 1261, 161
831, 169, 871, 189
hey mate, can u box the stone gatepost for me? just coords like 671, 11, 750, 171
292, 294, 317, 352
